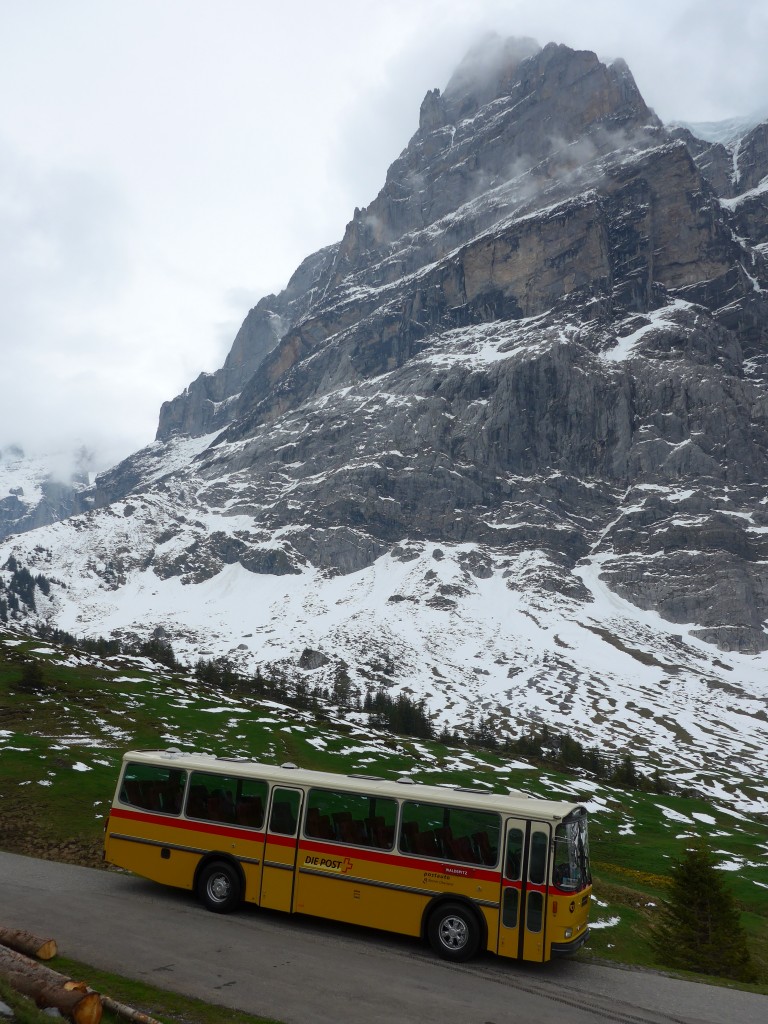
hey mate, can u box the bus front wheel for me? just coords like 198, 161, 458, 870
428, 902, 480, 962
197, 860, 242, 914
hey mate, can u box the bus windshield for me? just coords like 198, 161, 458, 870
552, 813, 591, 892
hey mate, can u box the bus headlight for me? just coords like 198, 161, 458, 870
564, 928, 573, 939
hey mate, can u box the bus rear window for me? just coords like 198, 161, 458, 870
119, 762, 186, 815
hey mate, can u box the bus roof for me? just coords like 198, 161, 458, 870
120, 748, 587, 822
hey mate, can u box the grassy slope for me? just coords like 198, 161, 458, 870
1, 628, 767, 994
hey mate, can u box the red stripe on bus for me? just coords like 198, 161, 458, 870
265, 833, 300, 849
299, 838, 501, 882
500, 880, 548, 893
109, 808, 266, 843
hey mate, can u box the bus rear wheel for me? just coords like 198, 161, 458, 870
197, 861, 242, 914
428, 902, 480, 962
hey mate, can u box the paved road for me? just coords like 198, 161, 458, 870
1, 851, 765, 1024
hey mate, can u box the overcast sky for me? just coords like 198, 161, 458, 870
1, 0, 767, 474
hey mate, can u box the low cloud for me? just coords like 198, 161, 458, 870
0, 139, 137, 468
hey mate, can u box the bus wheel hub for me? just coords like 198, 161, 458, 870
210, 875, 230, 900
441, 916, 467, 948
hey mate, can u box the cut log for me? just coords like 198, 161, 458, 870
3, 969, 102, 1023
0, 940, 161, 1023
0, 944, 71, 984
65, 979, 91, 992
0, 927, 57, 960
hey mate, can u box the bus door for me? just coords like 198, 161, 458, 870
497, 819, 551, 962
259, 787, 303, 912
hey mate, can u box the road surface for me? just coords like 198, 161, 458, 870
0, 851, 765, 1024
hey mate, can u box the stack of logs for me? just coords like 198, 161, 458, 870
0, 927, 159, 1023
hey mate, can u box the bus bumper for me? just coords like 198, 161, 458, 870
551, 927, 590, 957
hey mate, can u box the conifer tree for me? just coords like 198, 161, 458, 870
652, 843, 756, 982
18, 661, 46, 692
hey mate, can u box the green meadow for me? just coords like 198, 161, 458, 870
1, 628, 767, 989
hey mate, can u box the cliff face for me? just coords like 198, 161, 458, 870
3, 37, 768, 770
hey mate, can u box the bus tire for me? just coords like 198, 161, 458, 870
197, 860, 242, 914
427, 902, 481, 962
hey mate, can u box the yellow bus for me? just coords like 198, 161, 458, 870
104, 748, 592, 963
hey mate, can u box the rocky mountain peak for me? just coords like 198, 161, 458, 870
155, 37, 665, 445
439, 33, 541, 121
338, 39, 659, 268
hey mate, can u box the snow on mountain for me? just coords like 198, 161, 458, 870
2, 37, 768, 794
0, 445, 93, 542
4, 438, 767, 794
673, 113, 767, 147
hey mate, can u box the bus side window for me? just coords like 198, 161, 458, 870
120, 763, 185, 816
305, 788, 397, 850
269, 789, 300, 835
529, 830, 548, 885
505, 827, 523, 880
399, 801, 500, 866
185, 771, 267, 826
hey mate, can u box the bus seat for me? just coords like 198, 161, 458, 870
186, 785, 207, 818
448, 835, 476, 862
401, 820, 420, 851
339, 818, 368, 845
414, 830, 440, 855
366, 816, 391, 847
122, 780, 143, 805
147, 785, 164, 811
369, 823, 394, 848
434, 826, 453, 855
206, 795, 225, 820
236, 796, 263, 828
307, 808, 334, 839
165, 787, 183, 814
332, 811, 352, 834
270, 801, 297, 835
472, 830, 496, 865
